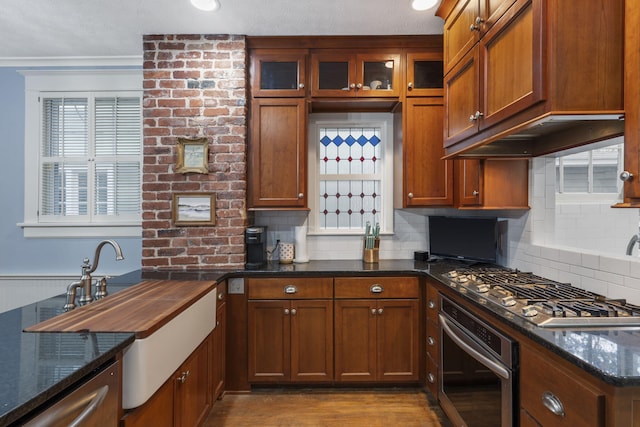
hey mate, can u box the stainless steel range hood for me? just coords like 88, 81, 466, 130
444, 114, 626, 159
444, 113, 624, 158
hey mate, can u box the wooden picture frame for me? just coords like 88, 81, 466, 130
175, 137, 209, 174
172, 193, 216, 226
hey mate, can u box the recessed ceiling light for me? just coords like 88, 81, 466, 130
191, 0, 221, 12
412, 0, 438, 11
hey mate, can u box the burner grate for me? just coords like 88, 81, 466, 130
443, 267, 640, 324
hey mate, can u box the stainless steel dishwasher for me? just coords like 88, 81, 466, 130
22, 360, 120, 427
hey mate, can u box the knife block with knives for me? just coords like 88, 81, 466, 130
363, 222, 380, 263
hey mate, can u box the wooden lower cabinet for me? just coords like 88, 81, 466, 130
520, 343, 605, 427
333, 277, 420, 383
122, 334, 213, 427
248, 299, 333, 383
334, 298, 420, 383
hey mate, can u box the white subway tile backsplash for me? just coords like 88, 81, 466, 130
599, 256, 631, 276
557, 249, 582, 265
607, 283, 640, 305
629, 259, 640, 278
581, 276, 609, 295
581, 253, 600, 269
594, 269, 624, 285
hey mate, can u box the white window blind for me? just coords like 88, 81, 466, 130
39, 95, 142, 221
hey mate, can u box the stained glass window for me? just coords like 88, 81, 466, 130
317, 127, 382, 230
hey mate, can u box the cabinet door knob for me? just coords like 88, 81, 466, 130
428, 300, 435, 309
218, 291, 224, 301
356, 83, 363, 89
298, 83, 305, 89
472, 190, 480, 196
349, 83, 356, 89
298, 193, 304, 199
620, 171, 634, 182
371, 308, 377, 315
291, 308, 297, 315
470, 16, 484, 31
541, 391, 565, 417
427, 336, 435, 346
407, 82, 413, 89
177, 370, 190, 384
377, 308, 383, 315
284, 308, 290, 315
408, 192, 414, 199
427, 373, 436, 384
469, 111, 484, 122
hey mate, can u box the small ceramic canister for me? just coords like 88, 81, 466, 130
279, 242, 295, 264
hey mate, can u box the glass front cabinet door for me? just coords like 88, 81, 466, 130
250, 50, 307, 97
311, 52, 401, 98
406, 52, 444, 97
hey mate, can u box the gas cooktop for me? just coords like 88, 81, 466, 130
441, 267, 640, 328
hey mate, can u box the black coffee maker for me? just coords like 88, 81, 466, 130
245, 226, 267, 269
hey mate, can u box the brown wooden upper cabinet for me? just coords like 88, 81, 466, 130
442, 0, 516, 74
248, 98, 307, 208
443, 0, 544, 148
310, 52, 402, 98
400, 97, 528, 209
455, 159, 529, 209
438, 0, 624, 157
250, 49, 307, 97
405, 51, 444, 97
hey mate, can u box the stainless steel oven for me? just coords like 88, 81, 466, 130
438, 295, 517, 427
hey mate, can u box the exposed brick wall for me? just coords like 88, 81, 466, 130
141, 34, 248, 270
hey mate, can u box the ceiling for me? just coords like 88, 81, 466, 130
0, 0, 444, 61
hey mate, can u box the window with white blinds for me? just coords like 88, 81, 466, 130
40, 94, 142, 221
20, 69, 143, 238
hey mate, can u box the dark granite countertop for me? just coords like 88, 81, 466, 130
2, 260, 639, 424
0, 273, 141, 426
189, 259, 640, 388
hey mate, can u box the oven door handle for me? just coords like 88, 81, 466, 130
439, 314, 510, 380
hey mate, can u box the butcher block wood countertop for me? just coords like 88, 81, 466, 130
25, 279, 217, 339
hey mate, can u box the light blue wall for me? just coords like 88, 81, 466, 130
0, 67, 142, 276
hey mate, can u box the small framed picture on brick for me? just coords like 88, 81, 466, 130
175, 137, 209, 174
172, 193, 216, 226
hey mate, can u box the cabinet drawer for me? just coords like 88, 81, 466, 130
334, 277, 419, 299
247, 277, 333, 299
520, 346, 605, 427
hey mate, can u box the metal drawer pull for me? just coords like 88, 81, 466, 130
284, 285, 298, 294
541, 391, 565, 417
370, 284, 384, 294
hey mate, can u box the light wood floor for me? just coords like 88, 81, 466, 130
202, 388, 452, 427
